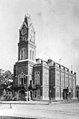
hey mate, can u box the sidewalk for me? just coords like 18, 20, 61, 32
0, 100, 49, 105
0, 99, 79, 105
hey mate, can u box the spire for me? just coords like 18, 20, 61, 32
24, 14, 31, 27
24, 16, 28, 25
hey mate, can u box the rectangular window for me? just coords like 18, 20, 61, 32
34, 71, 40, 85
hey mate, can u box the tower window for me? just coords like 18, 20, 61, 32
30, 50, 32, 60
30, 50, 31, 59
30, 50, 34, 60
20, 49, 23, 60
24, 48, 27, 59
20, 48, 27, 60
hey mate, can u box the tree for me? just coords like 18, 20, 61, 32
0, 69, 13, 98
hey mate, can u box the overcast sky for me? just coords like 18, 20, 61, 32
0, 0, 79, 84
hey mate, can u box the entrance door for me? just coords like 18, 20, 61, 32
63, 89, 68, 100
19, 90, 25, 100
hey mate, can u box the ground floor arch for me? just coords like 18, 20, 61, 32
18, 89, 26, 100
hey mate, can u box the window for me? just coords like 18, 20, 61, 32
30, 50, 32, 60
20, 49, 23, 60
34, 71, 40, 85
20, 48, 27, 60
32, 51, 34, 60
38, 90, 40, 97
23, 48, 27, 59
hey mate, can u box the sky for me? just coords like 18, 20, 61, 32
0, 0, 79, 84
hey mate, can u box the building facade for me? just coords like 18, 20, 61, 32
47, 59, 76, 100
33, 59, 49, 100
13, 15, 76, 101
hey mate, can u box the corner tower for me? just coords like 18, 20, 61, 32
14, 15, 36, 90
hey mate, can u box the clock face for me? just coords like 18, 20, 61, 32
30, 34, 35, 42
29, 25, 35, 42
21, 25, 27, 35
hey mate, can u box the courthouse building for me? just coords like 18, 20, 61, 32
13, 15, 76, 101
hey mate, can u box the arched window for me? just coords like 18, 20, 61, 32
30, 50, 34, 60
20, 49, 23, 60
23, 48, 27, 59
20, 48, 27, 60
24, 48, 25, 59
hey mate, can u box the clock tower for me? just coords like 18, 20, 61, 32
14, 15, 36, 90
18, 15, 36, 61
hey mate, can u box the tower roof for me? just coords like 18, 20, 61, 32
20, 14, 32, 31
24, 14, 32, 27
24, 16, 28, 26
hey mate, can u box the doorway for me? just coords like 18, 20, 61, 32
19, 89, 25, 100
